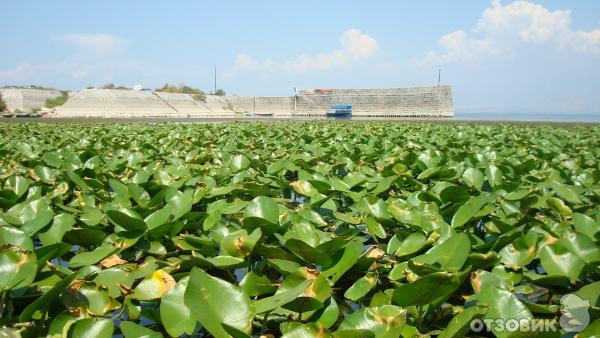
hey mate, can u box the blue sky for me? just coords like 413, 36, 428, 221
1, 0, 599, 114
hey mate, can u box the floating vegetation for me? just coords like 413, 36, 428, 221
0, 122, 598, 337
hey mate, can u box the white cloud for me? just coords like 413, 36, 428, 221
477, 0, 571, 43
0, 33, 137, 86
424, 30, 499, 64
55, 33, 128, 55
424, 0, 600, 64
227, 28, 379, 74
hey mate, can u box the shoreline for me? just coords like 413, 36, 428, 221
1, 116, 599, 125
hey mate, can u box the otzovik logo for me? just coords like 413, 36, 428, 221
560, 294, 591, 332
469, 293, 591, 333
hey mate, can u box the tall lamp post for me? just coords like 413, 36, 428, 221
213, 64, 217, 94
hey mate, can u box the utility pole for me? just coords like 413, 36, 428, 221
213, 64, 217, 94
437, 69, 441, 116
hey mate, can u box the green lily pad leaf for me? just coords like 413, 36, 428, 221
277, 267, 331, 314
338, 305, 406, 338
499, 232, 538, 268
47, 311, 79, 337
95, 267, 134, 298
477, 287, 533, 338
343, 172, 367, 188
344, 273, 378, 301
291, 180, 318, 197
19, 209, 54, 236
121, 321, 163, 338
573, 213, 600, 240
39, 213, 76, 246
485, 164, 503, 187
310, 297, 340, 329
462, 168, 485, 190
79, 207, 104, 226
413, 233, 471, 272
438, 306, 487, 338
72, 318, 114, 338
185, 268, 254, 338
4, 175, 30, 199
253, 279, 311, 314
574, 281, 600, 307
465, 252, 500, 269
550, 181, 582, 204
522, 300, 559, 314
160, 276, 196, 337
451, 195, 489, 228
240, 271, 278, 297
78, 284, 120, 315
19, 273, 78, 322
361, 195, 391, 220
4, 198, 52, 225
203, 210, 221, 231
332, 329, 375, 338
394, 232, 427, 257
166, 189, 193, 220
540, 244, 585, 281
282, 297, 324, 313
230, 154, 250, 172
269, 259, 303, 275
577, 319, 600, 338
392, 270, 469, 307
106, 210, 146, 231
221, 228, 262, 258
128, 183, 151, 207
323, 239, 364, 283
0, 226, 33, 250
201, 255, 245, 268
132, 270, 175, 300
69, 243, 117, 268
366, 216, 386, 239
244, 196, 280, 232
555, 231, 600, 263
285, 238, 332, 267
221, 199, 249, 214
63, 228, 106, 246
439, 185, 470, 204
0, 245, 37, 291
144, 207, 172, 230
281, 323, 330, 338
334, 211, 362, 225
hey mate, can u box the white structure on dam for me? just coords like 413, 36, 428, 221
48, 85, 454, 118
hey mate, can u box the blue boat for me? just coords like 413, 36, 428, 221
327, 105, 352, 117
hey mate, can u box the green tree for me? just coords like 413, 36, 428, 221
0, 93, 7, 112
45, 91, 68, 109
214, 88, 226, 96
155, 84, 206, 102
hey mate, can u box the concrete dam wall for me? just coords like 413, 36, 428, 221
51, 85, 454, 118
0, 88, 63, 113
294, 86, 453, 117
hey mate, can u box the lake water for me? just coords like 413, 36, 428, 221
455, 112, 600, 122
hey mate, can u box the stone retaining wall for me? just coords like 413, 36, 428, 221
51, 85, 454, 118
294, 86, 453, 116
0, 88, 63, 113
